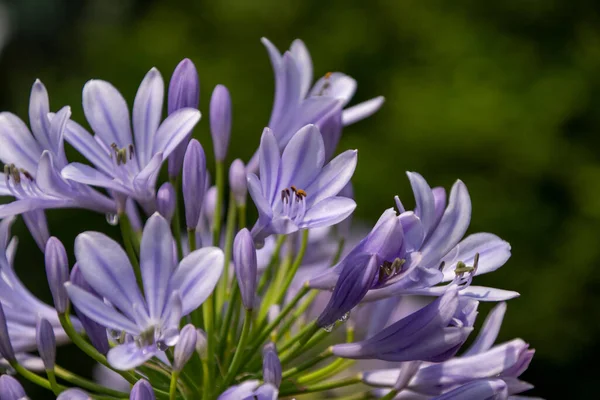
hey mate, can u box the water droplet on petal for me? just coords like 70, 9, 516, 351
323, 323, 335, 333
105, 213, 119, 226
337, 311, 350, 323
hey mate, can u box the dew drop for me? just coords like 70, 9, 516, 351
323, 323, 335, 333
337, 311, 350, 323
105, 213, 119, 226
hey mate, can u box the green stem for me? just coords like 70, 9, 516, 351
187, 229, 196, 255
237, 204, 246, 230
279, 321, 319, 354
272, 230, 309, 305
279, 374, 363, 396
212, 160, 225, 246
222, 309, 253, 388
170, 178, 184, 261
200, 293, 215, 399
54, 365, 129, 397
201, 359, 210, 398
58, 313, 137, 385
331, 237, 346, 265
280, 347, 333, 379
217, 286, 240, 358
380, 389, 400, 400
169, 371, 180, 400
46, 369, 60, 395
118, 212, 142, 291
217, 193, 237, 317
10, 362, 65, 392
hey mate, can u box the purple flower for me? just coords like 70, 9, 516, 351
247, 125, 357, 246
362, 303, 535, 398
130, 379, 155, 400
62, 68, 201, 203
332, 288, 475, 362
167, 58, 200, 179
210, 84, 232, 162
247, 38, 384, 171
0, 80, 116, 221
432, 379, 508, 400
0, 375, 27, 399
233, 228, 258, 310
311, 172, 517, 326
65, 213, 224, 370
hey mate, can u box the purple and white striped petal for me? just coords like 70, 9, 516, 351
133, 68, 164, 166
341, 96, 385, 126
304, 149, 357, 207
107, 341, 156, 371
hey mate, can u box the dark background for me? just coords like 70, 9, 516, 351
1, 0, 598, 398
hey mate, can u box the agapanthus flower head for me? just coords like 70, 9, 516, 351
0, 80, 116, 227
248, 124, 357, 246
62, 68, 201, 203
247, 37, 384, 171
65, 213, 224, 369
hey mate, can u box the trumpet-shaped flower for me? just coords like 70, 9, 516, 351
247, 38, 384, 171
65, 213, 223, 369
248, 125, 357, 246
0, 80, 115, 228
61, 68, 201, 204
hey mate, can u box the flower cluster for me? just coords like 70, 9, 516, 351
0, 38, 536, 400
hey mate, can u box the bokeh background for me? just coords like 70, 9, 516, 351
0, 0, 598, 398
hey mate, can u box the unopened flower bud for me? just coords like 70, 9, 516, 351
57, 388, 91, 399
0, 375, 27, 399
182, 139, 207, 229
70, 265, 109, 355
156, 182, 176, 222
262, 342, 282, 388
168, 58, 200, 178
229, 159, 247, 206
173, 324, 197, 371
195, 329, 208, 360
233, 228, 257, 310
36, 318, 56, 370
0, 303, 15, 363
130, 379, 155, 400
202, 186, 218, 229
210, 84, 232, 161
45, 237, 69, 313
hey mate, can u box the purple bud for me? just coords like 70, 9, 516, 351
130, 379, 156, 400
195, 329, 208, 360
209, 84, 232, 161
45, 237, 69, 313
262, 342, 282, 388
182, 139, 207, 229
316, 106, 343, 161
168, 58, 200, 178
57, 388, 91, 400
233, 228, 257, 310
156, 182, 176, 222
0, 303, 15, 363
202, 186, 218, 229
173, 324, 197, 371
70, 265, 110, 355
36, 318, 56, 370
229, 159, 247, 206
0, 375, 27, 399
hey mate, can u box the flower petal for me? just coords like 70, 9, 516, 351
463, 302, 507, 356
299, 196, 356, 229
258, 128, 281, 204
342, 96, 385, 126
278, 124, 325, 191
64, 120, 113, 175
61, 163, 130, 195
28, 80, 52, 151
247, 173, 273, 219
107, 341, 156, 370
82, 80, 132, 148
65, 283, 140, 334
74, 232, 147, 322
0, 112, 42, 173
305, 149, 357, 207
140, 214, 175, 320
407, 172, 436, 236
168, 247, 224, 315
310, 72, 356, 107
152, 108, 201, 159
133, 68, 164, 166
290, 39, 312, 98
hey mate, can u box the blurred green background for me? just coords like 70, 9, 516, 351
0, 0, 597, 397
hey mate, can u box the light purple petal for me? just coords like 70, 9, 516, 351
310, 72, 357, 106
140, 214, 175, 320
433, 379, 508, 400
168, 247, 224, 315
57, 388, 92, 400
290, 39, 313, 98
247, 173, 273, 219
82, 80, 132, 148
65, 283, 140, 334
64, 120, 113, 175
61, 163, 130, 194
107, 341, 156, 370
342, 96, 385, 126
305, 149, 357, 207
152, 108, 201, 159
29, 80, 53, 151
463, 302, 507, 356
0, 112, 42, 173
74, 232, 147, 322
133, 68, 165, 166
258, 128, 281, 204
420, 180, 471, 268
278, 124, 325, 191
47, 106, 70, 166
36, 151, 72, 197
160, 291, 182, 335
133, 152, 163, 197
407, 172, 436, 236
22, 209, 49, 251
399, 211, 425, 253
218, 380, 260, 400
457, 286, 520, 302
299, 196, 356, 229
431, 187, 447, 229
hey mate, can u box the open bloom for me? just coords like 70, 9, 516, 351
247, 38, 384, 171
65, 213, 224, 369
248, 124, 357, 246
362, 302, 535, 398
0, 80, 115, 241
332, 287, 475, 362
311, 172, 516, 326
62, 67, 201, 205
